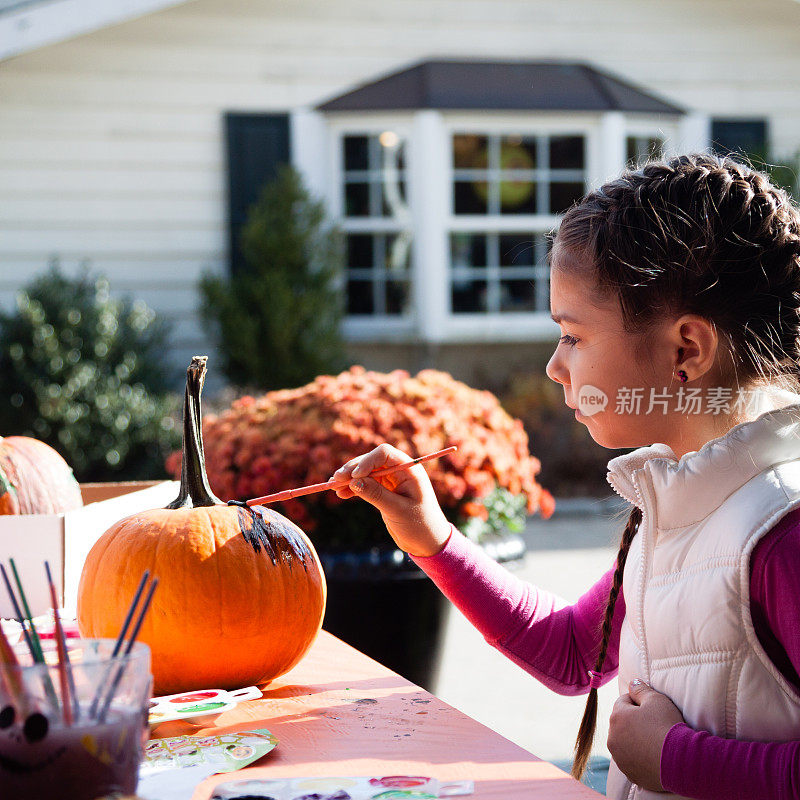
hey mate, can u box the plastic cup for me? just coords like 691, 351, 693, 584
0, 638, 151, 800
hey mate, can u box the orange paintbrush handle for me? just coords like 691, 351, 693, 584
46, 576, 73, 725
243, 446, 458, 506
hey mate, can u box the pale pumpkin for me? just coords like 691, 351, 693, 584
77, 356, 326, 694
0, 435, 83, 515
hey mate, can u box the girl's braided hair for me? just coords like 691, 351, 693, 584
552, 152, 800, 780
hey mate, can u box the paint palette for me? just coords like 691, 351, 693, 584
148, 686, 263, 728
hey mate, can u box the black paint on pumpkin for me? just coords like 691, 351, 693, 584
234, 505, 312, 571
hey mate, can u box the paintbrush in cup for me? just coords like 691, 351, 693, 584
44, 561, 78, 724
0, 564, 37, 663
235, 446, 458, 506
9, 559, 46, 665
96, 575, 158, 723
87, 570, 150, 720
0, 563, 59, 709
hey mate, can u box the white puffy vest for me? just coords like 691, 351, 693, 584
602, 390, 800, 800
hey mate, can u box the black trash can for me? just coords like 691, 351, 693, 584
319, 533, 526, 692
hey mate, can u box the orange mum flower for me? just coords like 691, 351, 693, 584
165, 367, 553, 538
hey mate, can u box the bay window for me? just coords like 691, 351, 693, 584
292, 59, 694, 345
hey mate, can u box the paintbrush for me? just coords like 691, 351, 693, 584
44, 562, 78, 724
233, 446, 457, 507
0, 564, 37, 663
96, 575, 158, 723
88, 570, 150, 720
9, 559, 46, 665
1, 562, 60, 710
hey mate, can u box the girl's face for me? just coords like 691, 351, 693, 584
545, 263, 683, 451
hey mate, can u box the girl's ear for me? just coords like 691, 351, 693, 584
670, 314, 718, 379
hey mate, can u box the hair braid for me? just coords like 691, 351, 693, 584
571, 505, 642, 780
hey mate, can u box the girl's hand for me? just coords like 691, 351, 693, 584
331, 443, 452, 557
607, 679, 685, 792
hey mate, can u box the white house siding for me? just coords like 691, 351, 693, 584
2, 0, 800, 389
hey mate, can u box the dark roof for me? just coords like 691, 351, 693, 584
317, 60, 684, 115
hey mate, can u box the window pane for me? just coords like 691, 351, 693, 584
344, 136, 369, 171
647, 137, 664, 159
550, 136, 585, 169
386, 280, 410, 315
345, 183, 370, 216
347, 280, 374, 315
626, 136, 638, 165
500, 280, 537, 312
347, 234, 373, 269
454, 181, 488, 214
453, 134, 489, 169
499, 179, 537, 214
385, 233, 411, 273
500, 136, 537, 168
381, 179, 407, 217
378, 138, 406, 172
500, 235, 534, 268
549, 181, 585, 214
452, 279, 487, 313
451, 233, 488, 269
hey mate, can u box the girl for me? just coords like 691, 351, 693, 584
331, 153, 800, 800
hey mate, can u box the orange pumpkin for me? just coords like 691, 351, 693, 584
77, 356, 326, 694
0, 436, 83, 515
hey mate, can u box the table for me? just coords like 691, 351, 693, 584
153, 631, 604, 799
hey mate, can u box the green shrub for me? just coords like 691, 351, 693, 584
0, 262, 182, 481
200, 164, 347, 391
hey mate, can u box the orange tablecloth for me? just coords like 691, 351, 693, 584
153, 630, 603, 799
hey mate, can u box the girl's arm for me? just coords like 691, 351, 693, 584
410, 522, 624, 696
661, 726, 800, 800
331, 444, 623, 694
659, 513, 800, 799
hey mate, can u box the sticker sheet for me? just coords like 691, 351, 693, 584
141, 728, 278, 774
210, 775, 474, 799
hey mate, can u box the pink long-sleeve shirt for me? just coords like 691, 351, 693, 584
410, 507, 800, 800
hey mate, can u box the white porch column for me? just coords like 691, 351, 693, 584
676, 112, 711, 155
409, 110, 448, 343
598, 111, 627, 184
290, 108, 330, 209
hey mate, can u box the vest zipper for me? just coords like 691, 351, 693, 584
631, 471, 652, 687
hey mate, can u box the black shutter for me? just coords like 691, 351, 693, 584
225, 113, 291, 274
710, 118, 768, 161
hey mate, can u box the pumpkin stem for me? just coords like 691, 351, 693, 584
166, 356, 222, 509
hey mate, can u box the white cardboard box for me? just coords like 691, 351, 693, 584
0, 480, 179, 617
